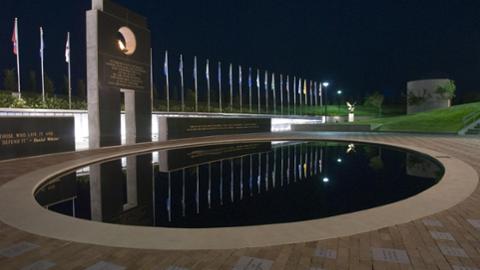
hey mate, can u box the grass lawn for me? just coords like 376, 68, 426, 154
353, 102, 480, 133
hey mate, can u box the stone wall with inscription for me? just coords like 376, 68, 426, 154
158, 117, 271, 142
0, 117, 75, 160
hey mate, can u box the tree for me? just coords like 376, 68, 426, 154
436, 80, 456, 106
3, 69, 17, 92
61, 75, 69, 96
44, 74, 55, 97
364, 91, 384, 117
77, 79, 86, 100
28, 70, 37, 92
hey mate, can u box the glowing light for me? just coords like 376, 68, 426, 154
322, 82, 330, 87
337, 158, 342, 163
118, 40, 127, 52
322, 177, 329, 183
337, 90, 343, 95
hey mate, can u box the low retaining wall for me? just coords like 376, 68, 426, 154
291, 124, 372, 132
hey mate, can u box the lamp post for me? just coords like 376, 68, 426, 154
322, 82, 329, 120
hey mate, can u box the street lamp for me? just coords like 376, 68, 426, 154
322, 82, 329, 119
337, 90, 343, 110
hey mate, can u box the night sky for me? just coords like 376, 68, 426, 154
1, 0, 480, 102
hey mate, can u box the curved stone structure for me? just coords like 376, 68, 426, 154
407, 79, 452, 114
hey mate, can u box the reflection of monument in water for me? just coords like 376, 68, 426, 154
155, 142, 325, 225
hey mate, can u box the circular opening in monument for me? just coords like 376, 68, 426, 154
34, 140, 444, 228
116, 26, 136, 56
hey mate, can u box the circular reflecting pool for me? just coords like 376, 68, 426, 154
35, 141, 444, 228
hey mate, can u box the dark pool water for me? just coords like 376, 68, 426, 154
35, 141, 444, 228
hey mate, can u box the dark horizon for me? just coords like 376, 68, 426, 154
1, 0, 480, 103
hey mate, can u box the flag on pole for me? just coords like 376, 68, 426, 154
218, 61, 222, 84
179, 54, 183, 76
206, 59, 210, 80
303, 79, 307, 95
39, 27, 44, 59
298, 78, 302, 94
12, 20, 18, 55
65, 32, 70, 63
229, 63, 233, 86
256, 69, 260, 88
163, 51, 169, 77
271, 73, 275, 91
248, 68, 252, 88
239, 65, 242, 85
286, 75, 290, 92
193, 56, 197, 80
264, 70, 268, 89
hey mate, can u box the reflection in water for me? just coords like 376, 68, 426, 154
35, 141, 443, 228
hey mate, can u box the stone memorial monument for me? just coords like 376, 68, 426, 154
86, 0, 153, 222
87, 0, 152, 148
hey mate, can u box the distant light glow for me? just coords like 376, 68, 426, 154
322, 177, 329, 183
337, 90, 343, 95
322, 82, 330, 87
337, 158, 342, 163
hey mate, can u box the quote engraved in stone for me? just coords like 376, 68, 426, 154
422, 219, 443, 227
232, 256, 273, 270
371, 248, 410, 264
439, 245, 468, 257
105, 59, 147, 90
21, 260, 56, 270
85, 261, 126, 270
452, 266, 480, 270
313, 248, 337, 259
166, 266, 190, 270
467, 219, 480, 229
0, 242, 39, 258
430, 231, 455, 241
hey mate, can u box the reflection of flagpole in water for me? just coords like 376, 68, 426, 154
320, 146, 324, 174
310, 145, 314, 177
287, 146, 291, 185
304, 145, 308, 179
208, 163, 212, 209
273, 149, 277, 188
293, 145, 297, 182
152, 158, 156, 225
240, 157, 244, 200
314, 146, 319, 175
249, 155, 253, 196
167, 173, 172, 222
265, 153, 269, 191
230, 159, 234, 202
220, 161, 224, 205
280, 147, 284, 187
182, 169, 186, 217
257, 153, 261, 193
298, 145, 303, 180
196, 166, 199, 214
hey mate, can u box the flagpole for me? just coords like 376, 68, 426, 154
206, 59, 210, 112
40, 27, 45, 103
149, 47, 153, 111
15, 18, 21, 98
286, 75, 290, 115
194, 56, 198, 112
298, 78, 302, 115
293, 76, 296, 115
248, 67, 252, 112
229, 63, 233, 111
256, 69, 260, 113
272, 73, 276, 114
238, 65, 242, 113
68, 33, 72, 109
218, 61, 222, 112
280, 74, 283, 115
265, 70, 268, 114
179, 54, 185, 111
164, 51, 170, 112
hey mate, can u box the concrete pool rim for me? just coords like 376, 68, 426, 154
0, 133, 477, 250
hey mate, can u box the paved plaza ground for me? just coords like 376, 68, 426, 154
0, 132, 479, 270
